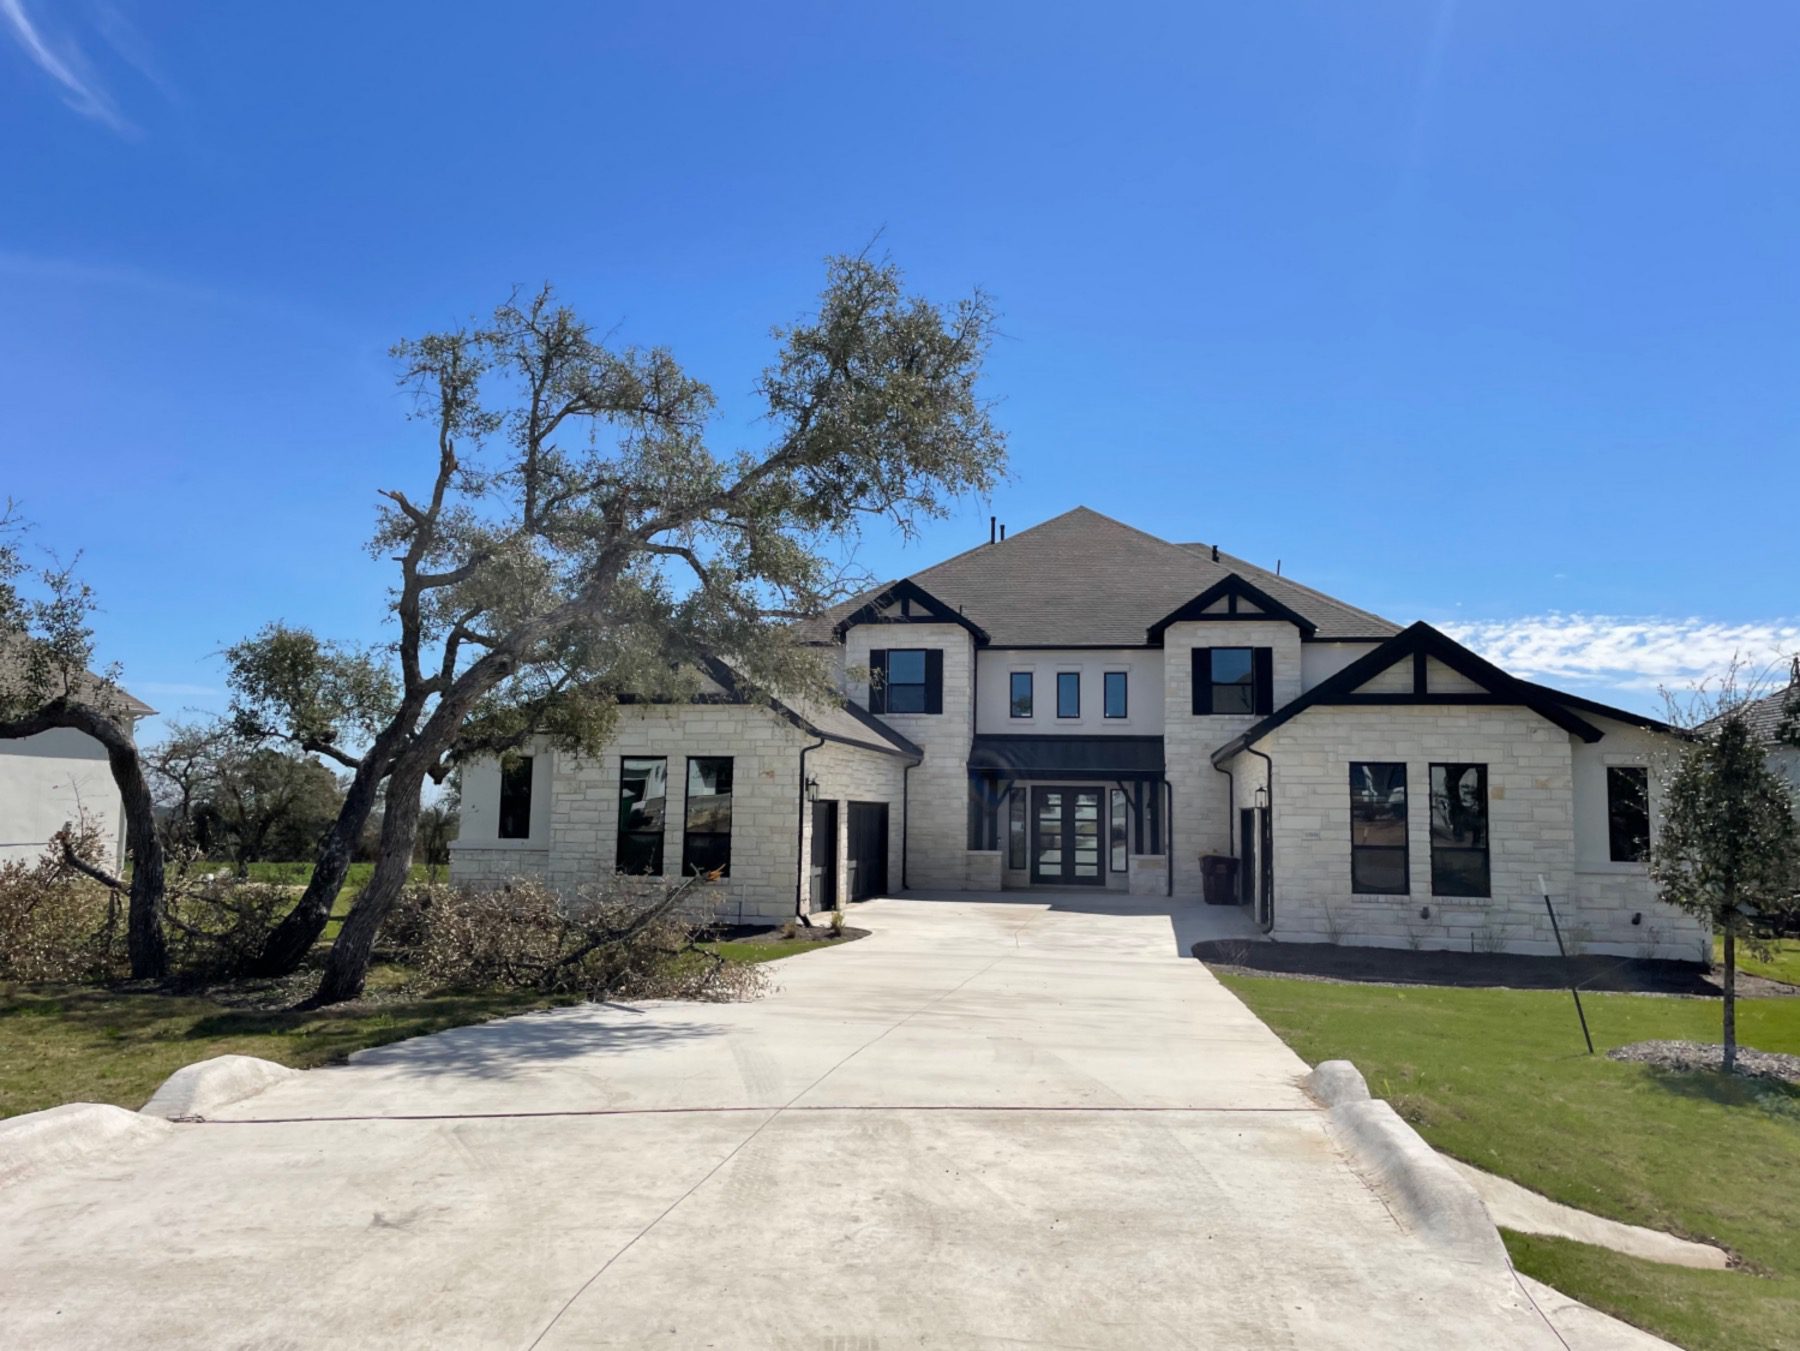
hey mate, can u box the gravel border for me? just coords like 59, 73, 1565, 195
1606, 1039, 1800, 1085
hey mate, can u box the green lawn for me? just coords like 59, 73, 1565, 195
1715, 935, 1800, 987
1217, 974, 1800, 1351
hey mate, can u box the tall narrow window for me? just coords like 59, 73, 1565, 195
1349, 762, 1407, 894
1104, 671, 1128, 719
617, 757, 667, 874
1430, 763, 1490, 897
1109, 788, 1129, 871
683, 757, 734, 878
1007, 789, 1026, 869
1010, 671, 1033, 719
498, 756, 534, 839
1607, 766, 1650, 862
1056, 671, 1081, 719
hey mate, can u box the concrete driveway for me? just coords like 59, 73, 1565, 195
3, 892, 1585, 1348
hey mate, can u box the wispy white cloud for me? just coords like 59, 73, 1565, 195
1441, 614, 1800, 695
1, 0, 138, 135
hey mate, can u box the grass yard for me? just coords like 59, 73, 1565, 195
1715, 935, 1800, 987
1217, 974, 1800, 1351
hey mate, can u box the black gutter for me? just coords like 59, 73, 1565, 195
1245, 744, 1274, 932
794, 735, 826, 925
901, 761, 914, 889
1162, 777, 1174, 898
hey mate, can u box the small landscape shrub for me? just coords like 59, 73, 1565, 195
0, 844, 123, 983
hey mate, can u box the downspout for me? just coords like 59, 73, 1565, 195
1212, 761, 1235, 857
1245, 744, 1274, 932
794, 735, 826, 926
901, 760, 914, 889
1162, 777, 1174, 898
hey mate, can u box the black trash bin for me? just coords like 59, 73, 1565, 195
1201, 854, 1239, 905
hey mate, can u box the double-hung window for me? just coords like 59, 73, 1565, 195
682, 757, 734, 878
1010, 671, 1033, 719
498, 755, 533, 839
1430, 762, 1490, 897
1607, 766, 1650, 862
1056, 671, 1080, 719
884, 650, 929, 714
1104, 671, 1128, 719
1192, 647, 1273, 715
617, 757, 667, 874
1349, 762, 1408, 894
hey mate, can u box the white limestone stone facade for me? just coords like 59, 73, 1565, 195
1227, 704, 1705, 961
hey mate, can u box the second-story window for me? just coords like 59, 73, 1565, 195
1104, 671, 1128, 719
1192, 647, 1274, 716
1010, 671, 1033, 718
1056, 671, 1080, 719
868, 648, 942, 714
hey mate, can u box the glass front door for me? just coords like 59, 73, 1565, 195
1031, 787, 1103, 885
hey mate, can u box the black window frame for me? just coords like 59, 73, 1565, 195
1010, 671, 1033, 720
1209, 647, 1255, 715
498, 755, 534, 840
616, 755, 667, 875
1109, 788, 1129, 872
1348, 761, 1408, 895
1606, 765, 1650, 863
1056, 671, 1081, 719
1429, 762, 1491, 898
868, 647, 943, 715
883, 649, 930, 715
1103, 670, 1128, 720
681, 756, 734, 879
1192, 647, 1274, 715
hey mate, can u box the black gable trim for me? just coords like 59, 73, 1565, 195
830, 578, 990, 644
693, 654, 923, 760
1209, 623, 1606, 766
1146, 574, 1319, 643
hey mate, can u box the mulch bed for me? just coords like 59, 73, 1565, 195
1193, 938, 1798, 998
1607, 1040, 1800, 1085
706, 923, 871, 946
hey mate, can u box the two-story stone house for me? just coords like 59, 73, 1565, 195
452, 507, 1707, 961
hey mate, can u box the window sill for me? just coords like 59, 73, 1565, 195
451, 839, 549, 853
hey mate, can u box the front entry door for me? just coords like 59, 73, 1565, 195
1031, 787, 1103, 885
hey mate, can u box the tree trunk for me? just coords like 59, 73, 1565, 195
251, 749, 390, 976
0, 700, 167, 979
1722, 927, 1737, 1074
312, 758, 427, 1005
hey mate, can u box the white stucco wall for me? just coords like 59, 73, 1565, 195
454, 740, 554, 854
1300, 641, 1383, 690
974, 648, 1165, 735
0, 728, 125, 866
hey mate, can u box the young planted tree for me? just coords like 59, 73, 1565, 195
235, 255, 1003, 1004
1651, 676, 1800, 1072
0, 512, 168, 978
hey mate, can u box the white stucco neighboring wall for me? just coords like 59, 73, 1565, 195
1299, 641, 1382, 690
974, 648, 1165, 734
0, 728, 126, 866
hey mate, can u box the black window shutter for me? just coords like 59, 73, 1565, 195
868, 649, 888, 714
1191, 648, 1213, 715
924, 649, 944, 714
1253, 648, 1274, 715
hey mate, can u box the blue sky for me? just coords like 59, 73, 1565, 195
3, 1, 1797, 738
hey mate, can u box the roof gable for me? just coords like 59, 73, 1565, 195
1146, 574, 1318, 642
1211, 623, 1613, 765
829, 578, 989, 644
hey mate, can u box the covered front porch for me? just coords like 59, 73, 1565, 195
962, 735, 1172, 895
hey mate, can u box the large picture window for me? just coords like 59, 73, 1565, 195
617, 757, 666, 874
498, 755, 533, 839
1430, 763, 1490, 897
1607, 766, 1650, 863
1104, 671, 1128, 719
682, 757, 734, 878
1056, 671, 1080, 719
1010, 671, 1033, 719
1110, 788, 1129, 872
1349, 762, 1408, 894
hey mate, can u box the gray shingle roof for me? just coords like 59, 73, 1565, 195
1737, 679, 1800, 746
810, 507, 1399, 646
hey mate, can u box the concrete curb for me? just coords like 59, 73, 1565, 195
140, 1055, 299, 1121
1307, 1060, 1508, 1270
0, 1104, 173, 1190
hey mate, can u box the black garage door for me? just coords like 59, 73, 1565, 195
846, 802, 889, 902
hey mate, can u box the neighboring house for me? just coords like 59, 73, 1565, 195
0, 669, 156, 868
453, 507, 1707, 960
1735, 672, 1800, 808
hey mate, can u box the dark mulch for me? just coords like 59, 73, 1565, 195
1193, 938, 1798, 998
1607, 1039, 1800, 1085
706, 923, 871, 946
